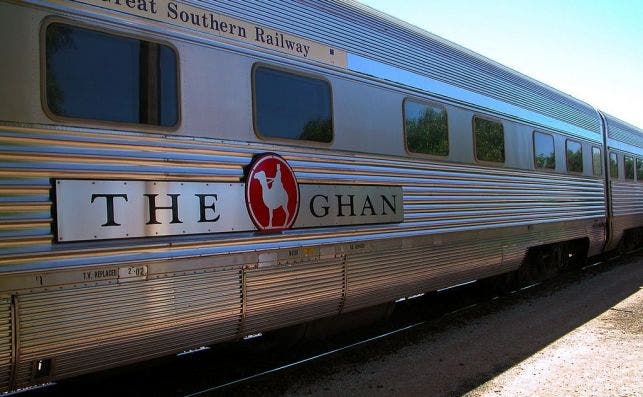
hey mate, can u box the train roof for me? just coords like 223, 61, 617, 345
603, 112, 643, 150
195, 0, 602, 136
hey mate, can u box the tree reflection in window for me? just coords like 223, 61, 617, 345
637, 159, 643, 181
404, 100, 448, 156
533, 131, 555, 169
609, 152, 618, 179
566, 140, 583, 173
254, 66, 332, 143
625, 156, 635, 180
474, 117, 504, 163
592, 147, 602, 176
45, 24, 73, 115
45, 23, 178, 126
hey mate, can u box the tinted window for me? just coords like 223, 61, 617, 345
533, 131, 555, 169
404, 100, 448, 156
474, 117, 505, 163
566, 140, 583, 173
609, 152, 618, 179
254, 66, 332, 142
637, 158, 643, 181
45, 23, 178, 126
625, 156, 635, 180
592, 147, 602, 176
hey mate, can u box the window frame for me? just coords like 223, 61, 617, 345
472, 115, 506, 164
565, 139, 584, 174
532, 131, 556, 171
402, 98, 449, 158
40, 18, 181, 131
251, 63, 334, 145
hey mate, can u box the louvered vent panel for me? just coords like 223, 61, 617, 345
0, 297, 11, 393
243, 255, 344, 334
343, 238, 502, 312
14, 270, 241, 386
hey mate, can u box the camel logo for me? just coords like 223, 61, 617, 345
245, 153, 300, 232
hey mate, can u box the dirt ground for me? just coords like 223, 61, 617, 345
467, 283, 642, 397
274, 256, 642, 396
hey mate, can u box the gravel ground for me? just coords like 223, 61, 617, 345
262, 255, 643, 397
467, 283, 642, 397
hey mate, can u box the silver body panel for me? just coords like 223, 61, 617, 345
602, 113, 643, 250
347, 54, 600, 143
0, 0, 636, 391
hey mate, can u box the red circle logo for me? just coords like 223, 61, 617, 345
246, 154, 299, 232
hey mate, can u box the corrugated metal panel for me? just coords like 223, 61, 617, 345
187, 0, 600, 134
0, 296, 11, 392
1, 124, 607, 388
0, 126, 606, 270
401, 174, 605, 230
610, 180, 643, 242
605, 114, 643, 148
0, 181, 52, 254
344, 236, 502, 311
343, 216, 603, 312
13, 269, 241, 386
611, 181, 643, 218
243, 255, 344, 334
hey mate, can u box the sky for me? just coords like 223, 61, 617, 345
357, 0, 643, 129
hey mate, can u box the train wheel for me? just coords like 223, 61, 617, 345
533, 244, 562, 280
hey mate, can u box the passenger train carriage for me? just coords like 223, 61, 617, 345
0, 0, 642, 391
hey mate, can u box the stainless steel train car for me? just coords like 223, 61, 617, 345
0, 0, 642, 391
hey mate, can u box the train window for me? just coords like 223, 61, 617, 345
609, 152, 618, 179
566, 140, 583, 173
474, 117, 505, 163
624, 156, 635, 180
592, 147, 602, 176
404, 99, 448, 156
637, 158, 643, 181
253, 66, 332, 143
44, 23, 178, 127
533, 131, 555, 169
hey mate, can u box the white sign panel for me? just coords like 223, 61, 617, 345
55, 180, 255, 241
55, 180, 403, 242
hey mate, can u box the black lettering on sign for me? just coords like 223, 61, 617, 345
93, 269, 117, 279
102, 0, 158, 14
360, 196, 376, 216
336, 195, 356, 217
310, 194, 329, 218
145, 194, 182, 225
254, 27, 310, 57
166, 1, 247, 38
195, 194, 220, 223
91, 194, 128, 227
381, 195, 397, 215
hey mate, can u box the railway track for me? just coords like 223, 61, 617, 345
16, 251, 640, 397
